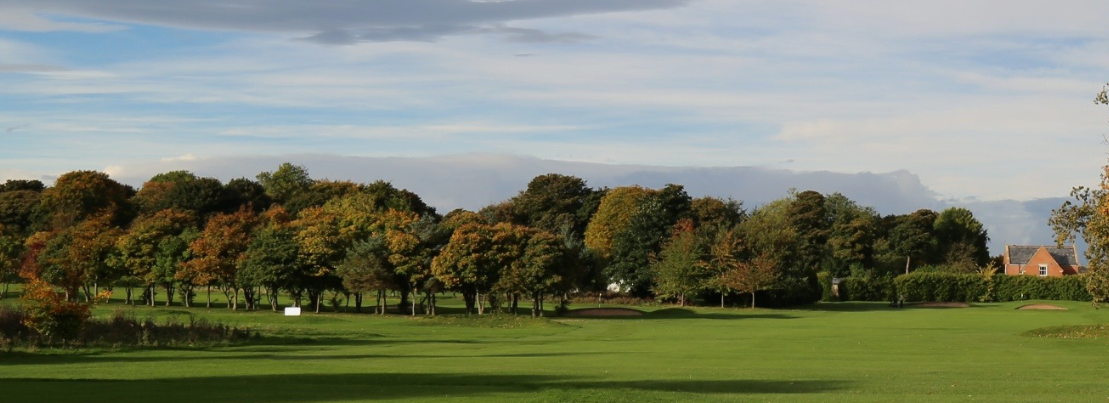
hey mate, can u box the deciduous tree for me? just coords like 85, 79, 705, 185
651, 220, 705, 307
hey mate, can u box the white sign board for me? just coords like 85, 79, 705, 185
284, 307, 301, 316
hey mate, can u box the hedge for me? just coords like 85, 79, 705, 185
893, 272, 1091, 303
837, 275, 896, 302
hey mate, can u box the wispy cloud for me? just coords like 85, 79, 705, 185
0, 0, 690, 43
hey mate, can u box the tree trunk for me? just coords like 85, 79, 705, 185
751, 289, 757, 309
206, 285, 212, 308
232, 287, 239, 310
269, 286, 279, 312
905, 255, 911, 275
125, 286, 133, 305
721, 288, 725, 308
164, 283, 175, 307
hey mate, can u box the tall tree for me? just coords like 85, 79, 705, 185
511, 174, 596, 235
36, 170, 134, 229
116, 209, 197, 306
606, 184, 692, 296
38, 214, 123, 302
292, 206, 344, 313
823, 193, 880, 277
240, 223, 304, 311
882, 209, 939, 273
933, 207, 990, 270
741, 198, 801, 305
705, 226, 744, 307
651, 219, 706, 307
0, 179, 45, 193
181, 208, 261, 309
725, 253, 780, 309
583, 186, 652, 260
432, 223, 512, 314
1051, 82, 1109, 306
336, 236, 395, 314
690, 196, 745, 231
256, 162, 313, 205
0, 189, 42, 235
0, 224, 24, 299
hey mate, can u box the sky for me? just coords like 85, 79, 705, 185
1, 0, 1108, 203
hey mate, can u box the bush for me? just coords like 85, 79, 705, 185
19, 279, 90, 344
0, 308, 252, 349
817, 272, 834, 302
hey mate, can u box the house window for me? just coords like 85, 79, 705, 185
1039, 265, 1048, 276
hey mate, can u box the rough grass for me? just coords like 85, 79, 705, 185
1024, 324, 1109, 339
2, 294, 1109, 402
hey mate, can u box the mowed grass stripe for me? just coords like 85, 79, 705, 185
2, 299, 1108, 402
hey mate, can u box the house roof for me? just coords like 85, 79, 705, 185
1005, 245, 1080, 266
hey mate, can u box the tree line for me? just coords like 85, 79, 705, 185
0, 163, 992, 315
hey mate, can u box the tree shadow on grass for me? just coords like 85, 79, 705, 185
565, 308, 798, 321
0, 373, 853, 402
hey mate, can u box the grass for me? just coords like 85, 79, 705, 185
2, 289, 1109, 402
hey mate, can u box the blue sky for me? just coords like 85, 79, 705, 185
1, 0, 1107, 202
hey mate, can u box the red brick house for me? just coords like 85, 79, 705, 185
1002, 245, 1082, 277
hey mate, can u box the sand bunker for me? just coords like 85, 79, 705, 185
912, 302, 970, 308
564, 308, 645, 317
1017, 304, 1068, 310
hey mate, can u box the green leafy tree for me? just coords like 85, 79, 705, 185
823, 193, 880, 277
933, 207, 990, 270
0, 224, 25, 299
607, 184, 692, 296
36, 170, 134, 229
0, 179, 45, 193
256, 162, 314, 205
725, 253, 780, 309
651, 220, 706, 306
116, 209, 197, 306
883, 210, 939, 274
511, 174, 596, 235
1051, 82, 1109, 306
181, 208, 261, 309
38, 214, 123, 302
0, 189, 43, 234
240, 223, 304, 311
690, 196, 745, 232
336, 236, 395, 314
584, 186, 652, 260
705, 226, 744, 307
292, 206, 345, 313
432, 223, 514, 314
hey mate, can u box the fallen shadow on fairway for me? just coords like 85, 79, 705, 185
564, 308, 798, 321
0, 373, 852, 402
798, 301, 986, 312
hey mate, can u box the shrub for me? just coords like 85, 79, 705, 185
817, 272, 834, 302
19, 279, 90, 345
